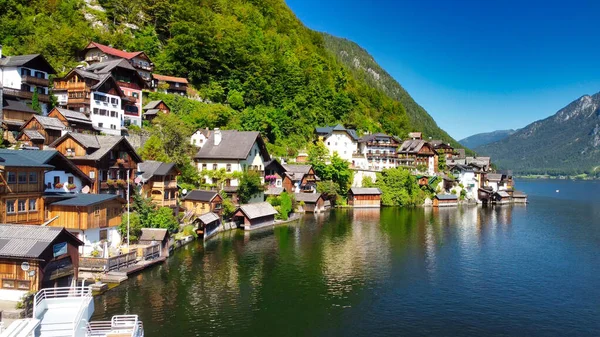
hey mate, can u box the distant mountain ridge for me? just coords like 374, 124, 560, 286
460, 129, 516, 149
476, 93, 600, 175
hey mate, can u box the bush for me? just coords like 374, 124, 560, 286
182, 225, 198, 239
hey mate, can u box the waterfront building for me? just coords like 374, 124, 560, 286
433, 194, 458, 207
138, 228, 171, 257
81, 41, 154, 83
512, 190, 528, 203
493, 190, 511, 204
357, 133, 402, 171
143, 99, 170, 122
282, 164, 319, 193
347, 187, 382, 208
450, 164, 479, 200
233, 202, 278, 230
485, 173, 503, 192
196, 212, 221, 239
294, 193, 326, 213
138, 161, 180, 210
181, 190, 223, 216
315, 124, 359, 162
151, 74, 189, 96
398, 139, 438, 175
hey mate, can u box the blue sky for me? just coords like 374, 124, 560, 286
285, 0, 600, 140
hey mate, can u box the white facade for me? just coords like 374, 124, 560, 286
323, 131, 358, 162
0, 65, 50, 114
196, 141, 266, 187
357, 142, 399, 171
44, 170, 86, 194
455, 170, 478, 201
190, 130, 208, 148
89, 91, 123, 136
72, 227, 122, 256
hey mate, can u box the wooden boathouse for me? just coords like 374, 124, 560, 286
433, 194, 458, 207
348, 188, 382, 208
233, 202, 278, 230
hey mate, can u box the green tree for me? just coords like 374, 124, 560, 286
219, 191, 236, 220
227, 89, 245, 110
150, 207, 179, 232
375, 167, 424, 207
31, 91, 41, 114
237, 170, 264, 204
362, 176, 375, 187
438, 152, 446, 172
119, 212, 143, 243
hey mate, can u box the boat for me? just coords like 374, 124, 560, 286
0, 286, 143, 337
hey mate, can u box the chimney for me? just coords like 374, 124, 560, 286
214, 128, 222, 146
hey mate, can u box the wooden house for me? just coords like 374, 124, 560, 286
196, 212, 221, 240
493, 191, 511, 205
138, 161, 180, 210
1, 99, 37, 144
282, 164, 318, 193
233, 202, 278, 231
512, 190, 528, 204
294, 193, 326, 213
348, 187, 382, 208
151, 74, 188, 96
81, 41, 154, 83
430, 140, 455, 159
138, 228, 170, 257
17, 115, 67, 148
433, 194, 458, 207
417, 175, 429, 186
181, 190, 223, 216
0, 224, 82, 300
398, 139, 438, 175
47, 107, 96, 134
45, 194, 125, 256
143, 100, 170, 122
0, 151, 51, 224
50, 132, 141, 197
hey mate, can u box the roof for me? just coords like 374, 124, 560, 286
153, 73, 188, 84
236, 202, 278, 220
399, 139, 430, 153
265, 187, 284, 196
143, 100, 165, 110
84, 42, 144, 60
3, 99, 36, 113
138, 228, 169, 242
25, 115, 66, 131
198, 212, 220, 225
486, 173, 503, 182
182, 190, 218, 202
495, 191, 510, 198
282, 164, 312, 174
408, 132, 422, 139
435, 194, 458, 200
0, 149, 93, 184
138, 161, 177, 180
48, 194, 123, 207
21, 129, 45, 140
85, 58, 136, 73
513, 190, 528, 197
0, 224, 82, 259
50, 133, 142, 162
294, 193, 322, 203
349, 187, 382, 195
315, 124, 359, 141
52, 107, 92, 125
144, 109, 160, 116
0, 151, 54, 168
0, 54, 56, 74
358, 133, 401, 143
193, 130, 269, 160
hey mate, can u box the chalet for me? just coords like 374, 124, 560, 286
45, 194, 125, 256
50, 132, 142, 197
264, 159, 286, 190
433, 194, 458, 207
143, 100, 170, 122
398, 139, 438, 175
190, 128, 211, 148
417, 175, 429, 186
0, 149, 93, 194
47, 107, 96, 134
194, 129, 270, 202
315, 124, 359, 162
348, 187, 382, 208
81, 41, 154, 82
512, 190, 528, 204
0, 225, 82, 300
196, 212, 221, 239
83, 59, 147, 127
17, 115, 66, 148
0, 51, 56, 114
408, 132, 422, 140
53, 68, 127, 136
181, 190, 223, 216
0, 151, 51, 224
357, 133, 403, 171
282, 164, 318, 193
233, 202, 278, 231
295, 193, 326, 213
430, 140, 455, 159
493, 191, 511, 205
451, 164, 478, 200
138, 161, 180, 209
151, 74, 188, 96
485, 173, 503, 192
1, 98, 37, 143
138, 228, 170, 257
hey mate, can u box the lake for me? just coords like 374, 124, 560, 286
92, 179, 600, 336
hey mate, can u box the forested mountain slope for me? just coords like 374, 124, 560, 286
459, 129, 515, 149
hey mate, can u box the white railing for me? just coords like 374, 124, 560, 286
33, 286, 93, 337
86, 315, 143, 337
33, 286, 92, 317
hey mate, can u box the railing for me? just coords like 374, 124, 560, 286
86, 315, 143, 337
141, 243, 161, 260
79, 251, 138, 272
54, 81, 87, 91
33, 286, 92, 327
21, 75, 49, 87
366, 141, 398, 147
2, 88, 50, 102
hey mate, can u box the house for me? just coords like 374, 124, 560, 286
466, 156, 491, 172
0, 150, 51, 224
348, 187, 382, 208
83, 59, 147, 127
451, 164, 478, 200
430, 140, 455, 159
315, 124, 359, 162
138, 228, 170, 257
485, 173, 503, 192
408, 132, 422, 140
181, 190, 223, 216
0, 149, 93, 194
295, 193, 326, 213
357, 133, 402, 171
0, 224, 82, 300
453, 148, 466, 159
512, 190, 528, 204
264, 159, 286, 190
233, 202, 278, 230
398, 139, 438, 175
138, 161, 180, 209
143, 100, 170, 122
17, 115, 67, 148
81, 41, 154, 82
193, 129, 270, 201
53, 68, 127, 136
151, 74, 188, 96
433, 194, 458, 207
282, 164, 318, 193
0, 50, 56, 114
50, 132, 142, 197
45, 194, 125, 256
417, 175, 429, 186
493, 191, 511, 205
498, 170, 514, 191
47, 107, 96, 134
1, 98, 37, 143
196, 212, 221, 239
190, 128, 211, 148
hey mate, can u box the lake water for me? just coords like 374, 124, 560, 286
92, 179, 600, 336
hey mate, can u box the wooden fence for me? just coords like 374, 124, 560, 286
141, 244, 161, 261
79, 251, 138, 272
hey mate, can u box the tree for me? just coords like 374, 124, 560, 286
220, 191, 236, 220
31, 91, 41, 114
150, 207, 179, 233
227, 89, 245, 110
119, 212, 143, 243
375, 167, 425, 207
326, 153, 353, 195
237, 170, 264, 204
438, 152, 446, 172
362, 176, 375, 187
308, 140, 330, 177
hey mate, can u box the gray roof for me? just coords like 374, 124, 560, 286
51, 133, 141, 162
315, 124, 359, 141
143, 100, 164, 110
29, 115, 66, 130
237, 202, 278, 219
182, 190, 218, 202
265, 187, 284, 196
435, 194, 458, 200
22, 129, 45, 140
198, 212, 219, 224
349, 187, 382, 195
139, 228, 169, 242
513, 190, 528, 197
144, 109, 160, 116
486, 173, 503, 182
0, 54, 56, 74
495, 191, 510, 198
54, 108, 92, 125
0, 224, 80, 259
48, 194, 122, 207
3, 99, 36, 113
282, 164, 312, 174
0, 151, 54, 168
466, 157, 491, 168
194, 130, 268, 160
399, 139, 429, 153
294, 193, 322, 203
85, 58, 136, 73
139, 161, 177, 180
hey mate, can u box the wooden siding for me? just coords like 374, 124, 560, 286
348, 194, 381, 207
183, 194, 223, 216
0, 168, 46, 224
47, 199, 123, 230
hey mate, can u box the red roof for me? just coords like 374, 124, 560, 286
84, 42, 143, 60
153, 73, 189, 84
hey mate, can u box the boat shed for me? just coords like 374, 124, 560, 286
197, 212, 221, 239
493, 191, 511, 205
348, 188, 382, 208
512, 190, 528, 204
233, 202, 278, 230
433, 194, 458, 207
294, 193, 326, 213
138, 228, 171, 257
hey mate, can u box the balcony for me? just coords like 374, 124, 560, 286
22, 75, 49, 87
85, 55, 103, 62
366, 141, 399, 147
54, 81, 88, 91
366, 152, 398, 158
2, 87, 50, 102
168, 83, 187, 92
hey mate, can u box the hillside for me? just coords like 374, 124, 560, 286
0, 0, 460, 155
459, 129, 515, 149
476, 93, 600, 176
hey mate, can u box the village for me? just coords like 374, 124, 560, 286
0, 42, 528, 335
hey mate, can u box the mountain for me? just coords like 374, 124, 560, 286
322, 34, 464, 150
459, 129, 516, 149
476, 94, 600, 175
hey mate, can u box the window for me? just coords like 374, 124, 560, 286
7, 172, 16, 183
98, 123, 103, 128
18, 172, 27, 184
212, 164, 217, 170
35, 71, 44, 79
93, 108, 99, 115
132, 92, 138, 98
226, 164, 231, 172
99, 109, 107, 116
111, 124, 116, 130
93, 93, 105, 102
2, 280, 14, 289
110, 111, 116, 117
17, 281, 30, 290
94, 206, 100, 216
29, 199, 36, 211
202, 163, 207, 170
66, 148, 75, 156
90, 171, 95, 179
111, 97, 118, 105
99, 229, 108, 241
18, 200, 26, 213
6, 200, 15, 214
68, 176, 74, 184
20, 68, 31, 76
214, 203, 222, 210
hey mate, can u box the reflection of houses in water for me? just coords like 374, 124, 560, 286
351, 208, 381, 223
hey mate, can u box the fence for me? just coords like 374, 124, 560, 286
79, 251, 138, 272
141, 244, 161, 261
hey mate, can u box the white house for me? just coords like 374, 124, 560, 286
451, 164, 479, 201
315, 124, 359, 162
190, 128, 211, 148
357, 133, 403, 171
89, 90, 124, 135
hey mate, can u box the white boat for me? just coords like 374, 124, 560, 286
0, 286, 143, 337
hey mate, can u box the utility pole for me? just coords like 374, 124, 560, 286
127, 169, 130, 248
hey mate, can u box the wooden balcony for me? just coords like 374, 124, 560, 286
54, 81, 88, 91
168, 83, 187, 92
21, 75, 49, 87
2, 88, 49, 102
366, 141, 399, 147
153, 181, 178, 189
366, 152, 398, 158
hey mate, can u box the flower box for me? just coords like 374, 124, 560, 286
106, 179, 116, 187
116, 179, 126, 186
116, 158, 126, 165
67, 183, 77, 190
54, 182, 64, 189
